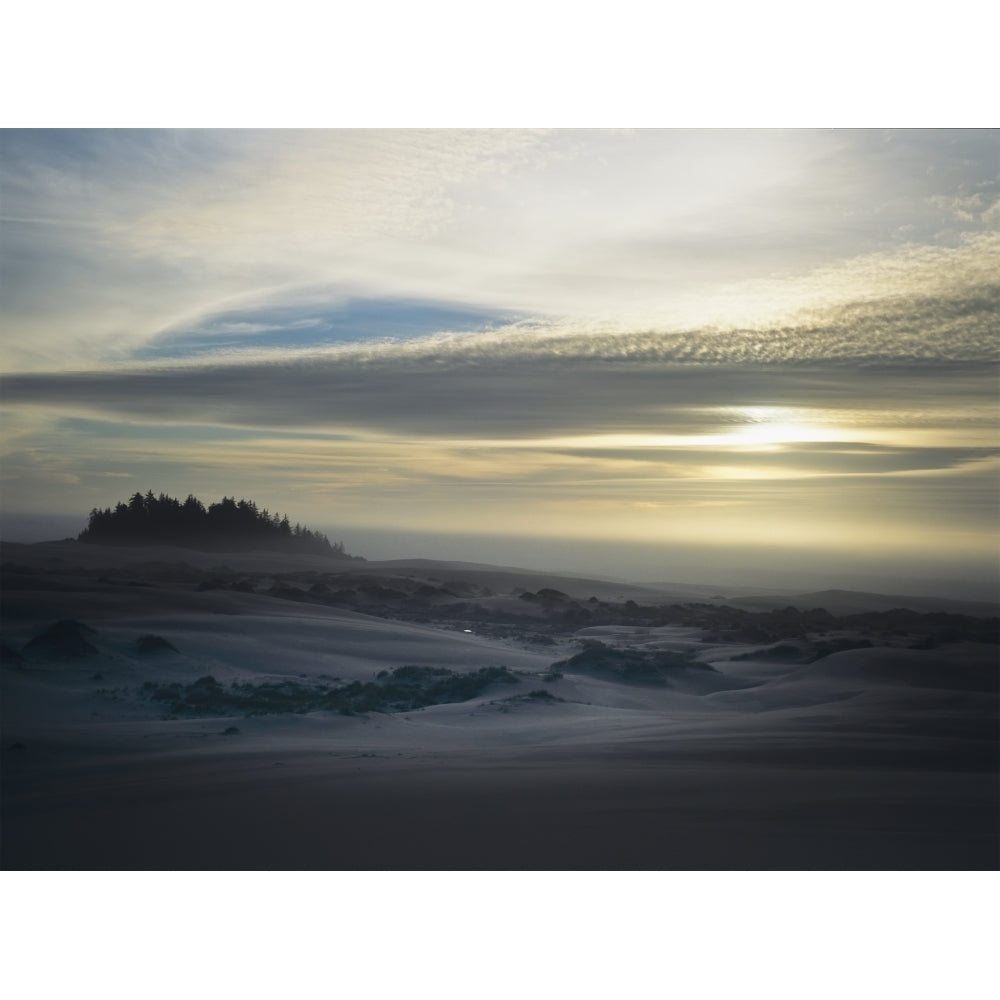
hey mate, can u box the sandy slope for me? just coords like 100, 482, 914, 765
2, 541, 997, 869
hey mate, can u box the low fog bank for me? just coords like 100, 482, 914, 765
0, 512, 86, 544
327, 527, 1000, 604
4, 512, 995, 602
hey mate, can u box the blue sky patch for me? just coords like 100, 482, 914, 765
136, 298, 526, 360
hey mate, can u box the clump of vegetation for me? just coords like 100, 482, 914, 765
78, 490, 355, 557
22, 620, 99, 659
136, 634, 178, 654
497, 689, 564, 711
525, 689, 560, 701
550, 599, 998, 646
550, 640, 715, 684
141, 665, 520, 717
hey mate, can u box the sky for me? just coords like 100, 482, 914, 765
1, 128, 998, 595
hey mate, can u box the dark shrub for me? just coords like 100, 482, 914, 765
23, 620, 98, 658
550, 643, 713, 684
141, 665, 520, 717
136, 634, 178, 654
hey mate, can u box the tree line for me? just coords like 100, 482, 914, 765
78, 491, 351, 557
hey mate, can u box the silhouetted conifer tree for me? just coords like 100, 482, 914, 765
78, 491, 350, 557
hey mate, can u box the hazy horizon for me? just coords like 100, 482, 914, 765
2, 509, 997, 602
2, 129, 998, 599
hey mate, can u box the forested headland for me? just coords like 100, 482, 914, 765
77, 491, 356, 557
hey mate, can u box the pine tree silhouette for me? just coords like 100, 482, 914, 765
78, 491, 350, 556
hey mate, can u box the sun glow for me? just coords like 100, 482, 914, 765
729, 407, 835, 449
503, 408, 849, 453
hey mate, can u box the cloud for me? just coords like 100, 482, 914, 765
3, 129, 998, 371
2, 262, 997, 444
0, 129, 551, 368
2, 130, 997, 579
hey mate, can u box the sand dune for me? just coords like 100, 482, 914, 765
2, 541, 997, 869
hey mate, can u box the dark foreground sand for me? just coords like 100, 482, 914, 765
4, 733, 997, 870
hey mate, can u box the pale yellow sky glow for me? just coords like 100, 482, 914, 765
1, 129, 998, 593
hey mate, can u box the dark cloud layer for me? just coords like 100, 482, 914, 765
4, 282, 998, 439
2, 360, 990, 439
